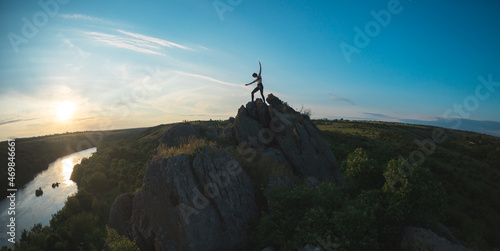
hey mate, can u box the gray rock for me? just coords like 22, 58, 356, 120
108, 193, 134, 238
220, 124, 235, 143
260, 147, 289, 166
435, 222, 463, 246
232, 94, 342, 185
129, 146, 258, 250
401, 226, 472, 251
299, 244, 325, 251
233, 105, 265, 148
261, 247, 275, 251
267, 176, 295, 192
304, 176, 320, 188
160, 123, 201, 147
203, 125, 219, 141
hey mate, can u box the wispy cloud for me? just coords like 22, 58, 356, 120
86, 31, 165, 55
362, 112, 402, 122
117, 30, 193, 51
59, 13, 118, 25
328, 93, 356, 106
85, 29, 193, 56
175, 71, 244, 88
0, 118, 38, 126
363, 112, 397, 119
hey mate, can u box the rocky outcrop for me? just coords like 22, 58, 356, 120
128, 146, 258, 250
109, 94, 343, 250
108, 193, 134, 237
401, 226, 472, 251
161, 123, 201, 147
231, 94, 342, 184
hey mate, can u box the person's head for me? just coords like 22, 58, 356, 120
252, 73, 258, 78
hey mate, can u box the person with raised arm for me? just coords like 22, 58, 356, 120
245, 61, 265, 103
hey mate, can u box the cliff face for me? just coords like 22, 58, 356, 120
128, 147, 258, 250
108, 94, 343, 250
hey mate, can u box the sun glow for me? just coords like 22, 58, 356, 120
56, 101, 76, 121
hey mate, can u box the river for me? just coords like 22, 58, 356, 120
0, 147, 97, 248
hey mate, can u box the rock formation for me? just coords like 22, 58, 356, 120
231, 94, 342, 184
108, 94, 343, 250
111, 146, 258, 250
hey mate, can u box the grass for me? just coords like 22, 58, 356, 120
153, 135, 216, 161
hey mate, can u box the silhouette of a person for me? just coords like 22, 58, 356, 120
245, 61, 265, 103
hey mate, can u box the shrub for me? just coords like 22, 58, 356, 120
88, 171, 108, 193
67, 212, 98, 245
341, 148, 385, 190
255, 184, 344, 250
383, 158, 445, 225
105, 226, 139, 251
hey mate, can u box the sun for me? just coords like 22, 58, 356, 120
56, 101, 76, 121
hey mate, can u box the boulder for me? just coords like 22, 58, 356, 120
160, 123, 201, 147
298, 244, 325, 251
401, 226, 472, 251
233, 105, 265, 147
220, 124, 235, 143
129, 146, 258, 250
108, 193, 134, 237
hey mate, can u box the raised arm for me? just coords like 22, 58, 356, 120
258, 61, 262, 76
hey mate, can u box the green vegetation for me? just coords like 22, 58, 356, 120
251, 147, 445, 250
5, 125, 171, 250
105, 226, 139, 251
5, 119, 499, 250
315, 119, 500, 249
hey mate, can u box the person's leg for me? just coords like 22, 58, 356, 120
260, 85, 265, 103
251, 87, 259, 102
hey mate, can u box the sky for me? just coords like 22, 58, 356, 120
1, 0, 500, 140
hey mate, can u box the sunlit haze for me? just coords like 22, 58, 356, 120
1, 0, 500, 140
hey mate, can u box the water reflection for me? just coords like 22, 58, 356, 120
0, 147, 96, 248
62, 157, 75, 185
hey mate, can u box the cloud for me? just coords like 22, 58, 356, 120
328, 93, 356, 106
85, 29, 193, 56
363, 112, 397, 119
175, 71, 244, 88
0, 118, 38, 126
117, 30, 193, 51
59, 14, 118, 25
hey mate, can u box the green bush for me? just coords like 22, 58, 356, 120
341, 148, 385, 191
255, 184, 344, 250
383, 158, 445, 225
105, 226, 139, 251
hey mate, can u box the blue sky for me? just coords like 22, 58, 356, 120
1, 0, 500, 140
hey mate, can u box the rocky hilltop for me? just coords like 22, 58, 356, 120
109, 94, 343, 250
